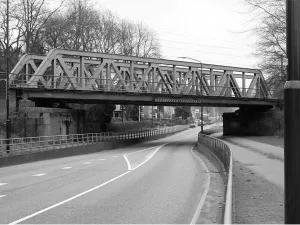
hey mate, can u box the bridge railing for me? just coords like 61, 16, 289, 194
197, 132, 233, 224
0, 125, 188, 158
9, 74, 275, 99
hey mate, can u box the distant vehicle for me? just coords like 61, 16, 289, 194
197, 120, 205, 126
189, 123, 196, 128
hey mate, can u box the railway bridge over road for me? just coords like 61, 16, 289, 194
8, 49, 281, 136
9, 49, 279, 107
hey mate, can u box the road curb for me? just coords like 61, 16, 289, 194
197, 133, 233, 224
232, 162, 237, 223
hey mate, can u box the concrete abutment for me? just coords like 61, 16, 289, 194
223, 107, 283, 136
9, 94, 85, 137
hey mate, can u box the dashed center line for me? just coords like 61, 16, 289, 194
62, 167, 72, 170
32, 173, 46, 177
0, 195, 6, 198
8, 171, 131, 225
99, 158, 106, 160
82, 162, 92, 165
0, 183, 7, 187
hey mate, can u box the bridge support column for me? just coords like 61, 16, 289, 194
223, 107, 283, 136
16, 107, 84, 137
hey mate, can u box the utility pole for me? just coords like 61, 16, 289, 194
6, 0, 10, 153
285, 0, 300, 223
200, 62, 203, 133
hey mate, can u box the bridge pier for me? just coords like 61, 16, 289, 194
15, 106, 84, 137
223, 107, 283, 136
6, 92, 85, 137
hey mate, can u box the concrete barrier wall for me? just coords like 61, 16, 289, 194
0, 129, 185, 168
223, 110, 283, 136
197, 133, 233, 224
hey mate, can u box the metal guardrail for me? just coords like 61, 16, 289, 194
198, 132, 233, 224
0, 125, 188, 158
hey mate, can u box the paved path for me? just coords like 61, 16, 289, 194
221, 135, 284, 162
209, 132, 284, 223
0, 126, 223, 224
211, 132, 284, 189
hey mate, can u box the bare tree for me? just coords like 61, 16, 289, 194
245, 0, 286, 98
42, 4, 161, 59
0, 0, 63, 74
0, 1, 23, 72
13, 0, 63, 54
135, 22, 161, 58
117, 20, 161, 58
94, 10, 120, 54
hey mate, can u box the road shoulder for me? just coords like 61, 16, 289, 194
193, 148, 225, 224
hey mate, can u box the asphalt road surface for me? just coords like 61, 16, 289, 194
0, 126, 220, 224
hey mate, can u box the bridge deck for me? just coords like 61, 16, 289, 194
17, 88, 278, 107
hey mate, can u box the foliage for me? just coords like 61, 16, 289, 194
174, 106, 191, 120
245, 0, 286, 99
82, 104, 116, 132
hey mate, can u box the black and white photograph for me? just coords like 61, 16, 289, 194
0, 0, 294, 224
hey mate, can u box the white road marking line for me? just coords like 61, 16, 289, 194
123, 145, 164, 171
0, 195, 6, 198
82, 162, 91, 164
123, 133, 198, 171
99, 158, 106, 160
112, 156, 118, 158
125, 146, 159, 156
62, 167, 72, 170
125, 132, 198, 157
0, 183, 7, 186
8, 171, 131, 225
32, 173, 46, 177
123, 155, 132, 170
190, 144, 211, 225
131, 144, 166, 171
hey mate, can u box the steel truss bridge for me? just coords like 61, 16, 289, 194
9, 49, 279, 107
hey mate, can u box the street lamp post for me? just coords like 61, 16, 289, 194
178, 57, 204, 133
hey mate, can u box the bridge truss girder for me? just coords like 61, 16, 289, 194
10, 49, 271, 100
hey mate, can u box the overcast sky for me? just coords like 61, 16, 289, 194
92, 0, 258, 68
51, 0, 259, 69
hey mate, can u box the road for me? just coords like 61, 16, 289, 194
0, 126, 222, 224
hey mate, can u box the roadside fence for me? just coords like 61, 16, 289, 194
0, 125, 188, 158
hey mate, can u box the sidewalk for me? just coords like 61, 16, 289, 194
211, 132, 284, 189
221, 135, 284, 162
210, 132, 284, 223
